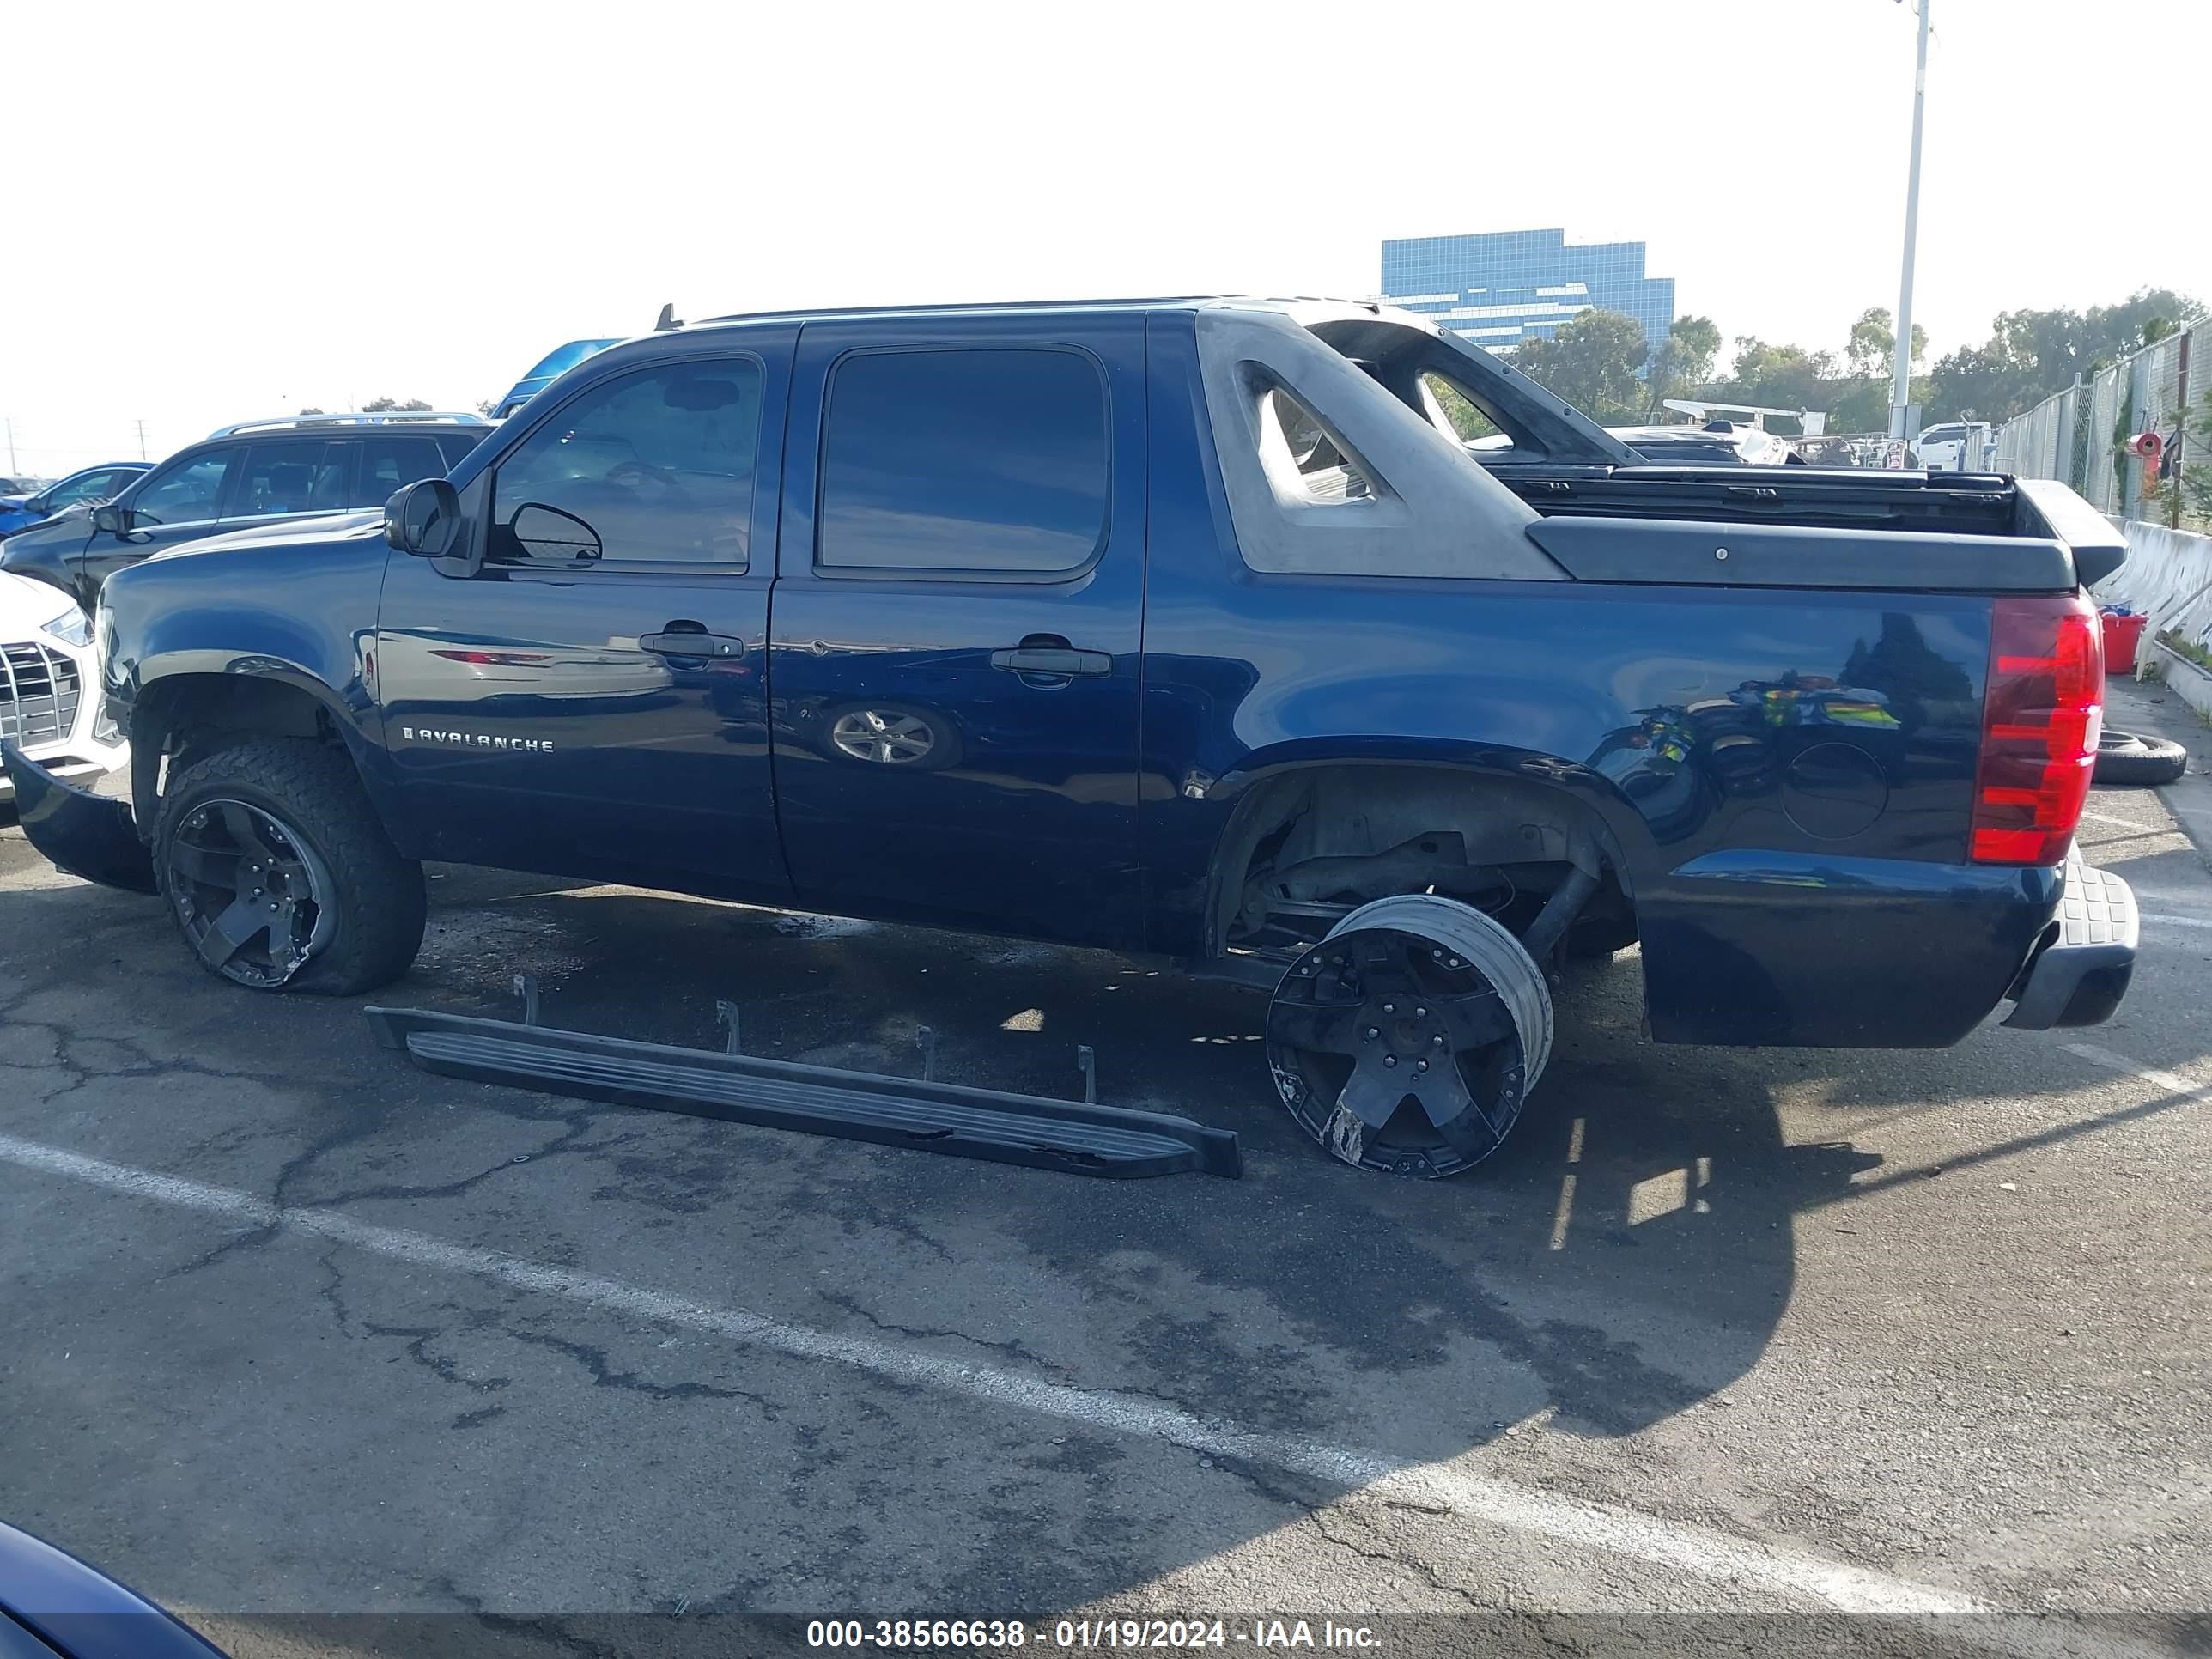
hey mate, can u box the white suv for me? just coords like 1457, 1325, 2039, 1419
0, 570, 126, 804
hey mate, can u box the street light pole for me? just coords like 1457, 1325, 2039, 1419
1889, 0, 1930, 441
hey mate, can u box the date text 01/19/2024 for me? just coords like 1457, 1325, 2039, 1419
805, 1620, 1383, 1650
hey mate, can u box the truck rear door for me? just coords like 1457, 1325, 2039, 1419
767, 313, 1146, 947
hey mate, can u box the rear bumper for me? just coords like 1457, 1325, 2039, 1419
1639, 846, 2131, 1048
2001, 848, 2136, 1030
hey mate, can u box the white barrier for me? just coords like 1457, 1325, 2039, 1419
2089, 519, 2212, 676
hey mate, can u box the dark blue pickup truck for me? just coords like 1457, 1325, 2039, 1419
2, 297, 2139, 1177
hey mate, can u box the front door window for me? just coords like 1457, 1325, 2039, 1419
130, 449, 241, 526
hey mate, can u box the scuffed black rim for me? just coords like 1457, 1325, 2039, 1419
165, 799, 337, 987
1267, 926, 1527, 1179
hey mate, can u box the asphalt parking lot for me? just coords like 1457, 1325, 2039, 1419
3, 679, 2209, 1658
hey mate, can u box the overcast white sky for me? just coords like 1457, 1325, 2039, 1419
3, 0, 2205, 477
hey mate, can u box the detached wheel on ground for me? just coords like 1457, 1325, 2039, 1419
153, 738, 426, 994
1266, 893, 1553, 1179
2094, 728, 2188, 787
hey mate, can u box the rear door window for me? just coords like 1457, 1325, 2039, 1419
349, 436, 447, 508
816, 347, 1109, 574
231, 443, 327, 519
129, 448, 241, 526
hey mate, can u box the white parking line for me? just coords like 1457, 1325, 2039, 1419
0, 1129, 1975, 1617
2156, 781, 2212, 848
2142, 912, 2212, 930
2062, 1043, 2212, 1103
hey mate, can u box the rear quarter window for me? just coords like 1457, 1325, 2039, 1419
349, 436, 448, 508
436, 431, 485, 469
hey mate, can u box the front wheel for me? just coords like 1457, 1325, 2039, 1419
154, 738, 426, 994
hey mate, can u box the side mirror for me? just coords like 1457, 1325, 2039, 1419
509, 503, 602, 562
92, 504, 130, 534
385, 478, 462, 557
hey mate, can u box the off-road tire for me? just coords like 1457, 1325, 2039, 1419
154, 738, 426, 994
2094, 728, 2189, 787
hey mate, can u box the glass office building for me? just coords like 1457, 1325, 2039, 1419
1380, 228, 1675, 365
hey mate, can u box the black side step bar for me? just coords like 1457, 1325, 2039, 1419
364, 1006, 1242, 1180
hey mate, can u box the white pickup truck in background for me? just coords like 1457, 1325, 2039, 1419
1916, 420, 1996, 471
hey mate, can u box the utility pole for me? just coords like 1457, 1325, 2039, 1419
4, 418, 15, 474
135, 419, 149, 461
1889, 0, 1930, 441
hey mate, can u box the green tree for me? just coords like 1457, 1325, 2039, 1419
2172, 386, 2212, 532
1929, 287, 2203, 422
1510, 308, 1650, 420
361, 397, 434, 413
1844, 307, 1926, 380
1425, 377, 1498, 441
1644, 314, 1720, 416
1824, 380, 1893, 435
1713, 337, 1839, 415
296, 406, 325, 416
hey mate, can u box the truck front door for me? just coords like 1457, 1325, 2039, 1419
768, 314, 1146, 947
374, 339, 793, 902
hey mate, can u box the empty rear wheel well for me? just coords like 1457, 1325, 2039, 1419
1206, 764, 1634, 957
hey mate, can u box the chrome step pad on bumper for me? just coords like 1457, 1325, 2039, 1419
2004, 847, 2137, 1030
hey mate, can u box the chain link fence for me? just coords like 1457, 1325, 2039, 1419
1993, 318, 2207, 528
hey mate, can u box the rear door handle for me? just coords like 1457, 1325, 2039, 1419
990, 645, 1111, 677
640, 631, 746, 659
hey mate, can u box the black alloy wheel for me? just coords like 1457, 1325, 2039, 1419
1267, 896, 1553, 1179
163, 798, 336, 988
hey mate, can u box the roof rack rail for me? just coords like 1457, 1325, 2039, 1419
205, 411, 491, 438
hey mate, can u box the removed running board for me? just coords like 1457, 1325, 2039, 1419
364, 1006, 1242, 1180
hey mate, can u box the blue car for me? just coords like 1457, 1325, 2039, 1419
0, 1520, 227, 1657
489, 337, 621, 419
0, 464, 149, 539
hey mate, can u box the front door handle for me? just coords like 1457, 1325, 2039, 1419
989, 643, 1111, 678
640, 631, 746, 659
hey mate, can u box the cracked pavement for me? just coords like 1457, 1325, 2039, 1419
1, 678, 2209, 1655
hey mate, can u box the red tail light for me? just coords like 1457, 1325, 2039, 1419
1971, 593, 2102, 865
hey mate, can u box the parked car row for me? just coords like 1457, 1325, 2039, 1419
0, 414, 488, 612
0, 322, 649, 807
0, 464, 149, 539
0, 414, 490, 805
